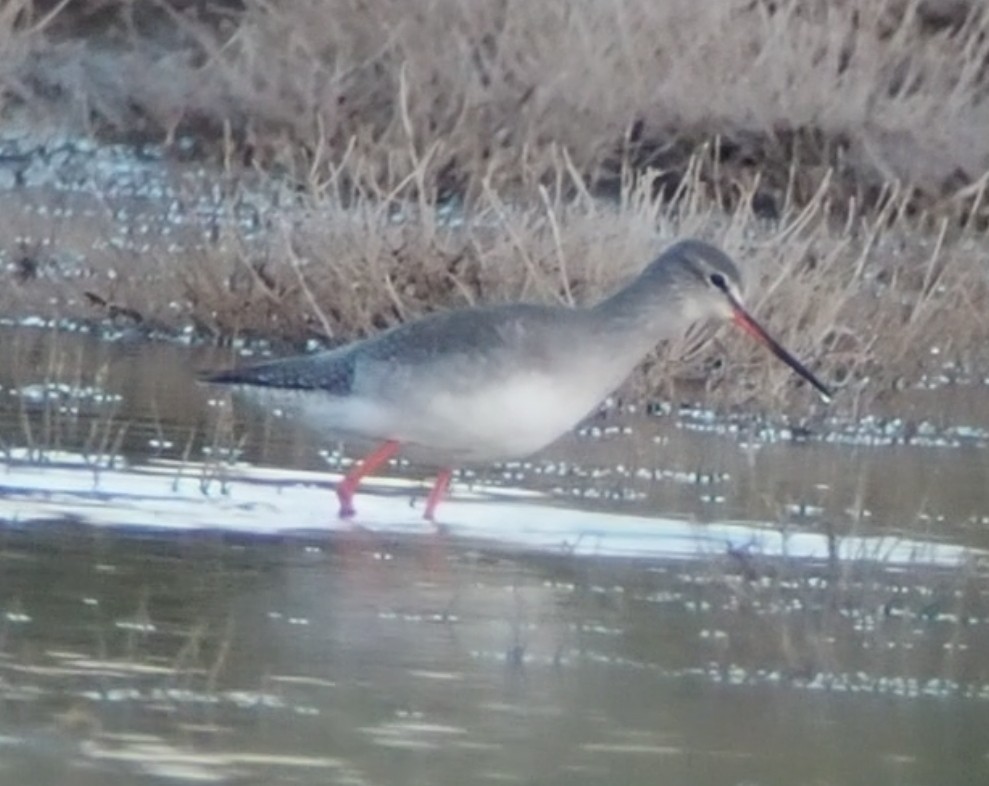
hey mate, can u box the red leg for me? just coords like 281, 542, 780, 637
423, 468, 453, 521
337, 440, 400, 518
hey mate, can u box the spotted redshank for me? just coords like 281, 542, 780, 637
203, 240, 831, 520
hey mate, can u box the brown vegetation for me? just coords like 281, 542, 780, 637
1, 1, 988, 412
8, 151, 980, 413
3, 0, 989, 213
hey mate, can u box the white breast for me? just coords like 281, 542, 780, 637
398, 368, 614, 461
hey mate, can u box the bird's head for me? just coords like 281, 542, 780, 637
651, 240, 832, 402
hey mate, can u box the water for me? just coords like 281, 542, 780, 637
1, 326, 988, 786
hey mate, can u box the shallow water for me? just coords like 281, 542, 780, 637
1, 326, 988, 786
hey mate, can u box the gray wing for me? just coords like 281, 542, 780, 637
201, 345, 356, 395
350, 303, 580, 398
201, 303, 575, 397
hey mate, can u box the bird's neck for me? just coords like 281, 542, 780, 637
589, 272, 687, 347
555, 274, 689, 393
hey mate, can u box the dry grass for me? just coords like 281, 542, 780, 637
14, 147, 976, 414
4, 0, 989, 214
2, 1, 989, 413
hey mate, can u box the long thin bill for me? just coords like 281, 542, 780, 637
730, 304, 832, 403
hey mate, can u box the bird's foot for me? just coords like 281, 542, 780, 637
337, 492, 356, 519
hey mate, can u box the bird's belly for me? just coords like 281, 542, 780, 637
412, 370, 608, 461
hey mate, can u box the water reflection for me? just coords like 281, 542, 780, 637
0, 528, 987, 784
0, 326, 988, 784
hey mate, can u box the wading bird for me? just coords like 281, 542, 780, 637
203, 240, 831, 520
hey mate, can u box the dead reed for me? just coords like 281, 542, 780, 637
8, 146, 971, 414
1, 1, 988, 413
2, 0, 989, 215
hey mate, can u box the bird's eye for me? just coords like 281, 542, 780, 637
709, 272, 728, 291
